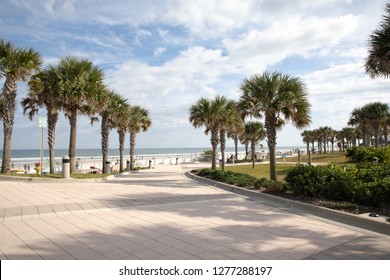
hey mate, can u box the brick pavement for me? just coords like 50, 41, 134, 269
0, 164, 389, 260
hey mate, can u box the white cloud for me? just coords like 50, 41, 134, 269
2, 0, 390, 150
224, 15, 359, 73
153, 47, 167, 57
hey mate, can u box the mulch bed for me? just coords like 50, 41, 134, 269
258, 189, 389, 219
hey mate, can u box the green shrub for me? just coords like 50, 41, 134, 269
346, 146, 390, 163
262, 180, 286, 193
253, 178, 268, 189
191, 168, 258, 188
322, 168, 355, 201
286, 164, 355, 201
284, 164, 328, 197
355, 177, 390, 208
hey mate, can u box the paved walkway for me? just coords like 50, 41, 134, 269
0, 164, 389, 260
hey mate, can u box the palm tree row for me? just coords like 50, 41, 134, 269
190, 71, 311, 181
301, 102, 389, 156
347, 102, 389, 147
0, 39, 42, 173
1, 40, 151, 174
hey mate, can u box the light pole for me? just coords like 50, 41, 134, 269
38, 116, 47, 176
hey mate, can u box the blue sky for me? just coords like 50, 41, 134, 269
1, 0, 390, 150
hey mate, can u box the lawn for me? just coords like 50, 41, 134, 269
276, 152, 349, 164
224, 163, 293, 180
226, 152, 352, 180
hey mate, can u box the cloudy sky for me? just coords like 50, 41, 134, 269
1, 0, 389, 150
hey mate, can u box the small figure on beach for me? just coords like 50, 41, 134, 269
34, 162, 41, 175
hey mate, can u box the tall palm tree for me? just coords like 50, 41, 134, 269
301, 129, 314, 164
21, 65, 62, 174
111, 101, 131, 173
244, 121, 266, 168
0, 39, 42, 173
56, 57, 107, 174
128, 106, 152, 170
319, 126, 332, 154
349, 106, 373, 146
240, 71, 311, 180
365, 3, 390, 78
96, 90, 127, 174
189, 95, 230, 170
227, 102, 245, 162
219, 98, 238, 171
362, 102, 389, 147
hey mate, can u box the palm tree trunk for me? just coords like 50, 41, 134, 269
234, 136, 238, 161
2, 124, 13, 173
265, 117, 277, 181
101, 115, 109, 174
118, 130, 125, 173
130, 131, 136, 170
210, 128, 219, 170
68, 109, 78, 174
374, 125, 380, 148
47, 108, 58, 174
251, 139, 255, 169
306, 142, 311, 165
220, 129, 226, 171
1, 76, 17, 174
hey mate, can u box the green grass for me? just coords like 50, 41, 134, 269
224, 163, 293, 180
276, 152, 351, 164
225, 153, 353, 180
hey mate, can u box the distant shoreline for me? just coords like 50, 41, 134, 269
1, 145, 305, 159
1, 146, 305, 173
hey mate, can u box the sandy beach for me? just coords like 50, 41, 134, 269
9, 148, 302, 175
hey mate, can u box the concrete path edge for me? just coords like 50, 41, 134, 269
185, 171, 390, 236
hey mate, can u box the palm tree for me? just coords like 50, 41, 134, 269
96, 90, 127, 174
318, 126, 332, 154
111, 101, 131, 173
244, 121, 266, 168
365, 3, 390, 78
56, 57, 107, 174
240, 71, 311, 180
349, 106, 375, 146
189, 95, 230, 170
128, 106, 152, 170
227, 103, 245, 162
219, 98, 238, 171
362, 102, 389, 147
301, 129, 314, 164
0, 39, 42, 173
21, 65, 62, 174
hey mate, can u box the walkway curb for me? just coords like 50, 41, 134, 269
185, 171, 390, 236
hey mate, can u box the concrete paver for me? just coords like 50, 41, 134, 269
0, 163, 389, 260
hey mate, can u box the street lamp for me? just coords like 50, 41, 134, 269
38, 116, 47, 176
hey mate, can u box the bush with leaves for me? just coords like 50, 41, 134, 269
284, 164, 328, 197
346, 146, 390, 163
191, 168, 258, 188
321, 166, 356, 201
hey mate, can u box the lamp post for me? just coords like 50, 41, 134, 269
38, 116, 47, 176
